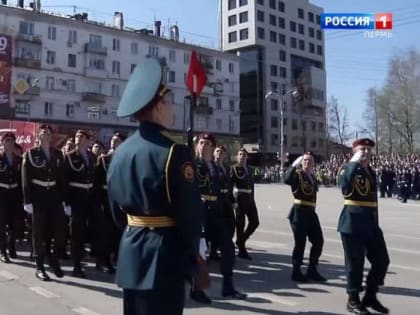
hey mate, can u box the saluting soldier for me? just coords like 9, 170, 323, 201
285, 152, 326, 283
230, 148, 259, 260
107, 58, 204, 315
337, 138, 390, 315
22, 125, 66, 281
0, 132, 22, 263
63, 129, 96, 278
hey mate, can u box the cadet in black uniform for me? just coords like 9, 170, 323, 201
337, 138, 390, 315
22, 125, 65, 280
285, 152, 326, 282
64, 129, 96, 278
230, 148, 259, 260
107, 58, 204, 315
0, 132, 22, 263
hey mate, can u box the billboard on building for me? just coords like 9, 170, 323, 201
0, 34, 12, 114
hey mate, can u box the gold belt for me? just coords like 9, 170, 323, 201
127, 215, 176, 228
201, 194, 218, 201
344, 200, 377, 207
294, 199, 316, 207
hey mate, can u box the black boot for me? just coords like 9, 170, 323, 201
222, 276, 247, 300
0, 251, 10, 264
72, 263, 87, 278
362, 287, 389, 314
291, 267, 308, 282
347, 292, 371, 315
190, 288, 212, 304
306, 264, 327, 282
35, 257, 50, 281
49, 256, 64, 278
8, 242, 17, 259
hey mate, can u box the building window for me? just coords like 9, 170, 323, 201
66, 104, 74, 118
89, 58, 105, 70
112, 61, 120, 74
283, 118, 288, 127
46, 76, 54, 90
130, 64, 136, 73
239, 0, 247, 6
228, 0, 236, 10
271, 81, 278, 91
44, 102, 53, 116
302, 120, 306, 131
216, 119, 222, 130
68, 30, 77, 44
89, 34, 102, 47
278, 1, 285, 12
111, 84, 120, 97
270, 31, 277, 42
88, 109, 100, 120
228, 63, 234, 73
271, 99, 278, 111
197, 116, 208, 130
257, 0, 264, 5
46, 50, 56, 65
309, 27, 315, 38
257, 27, 265, 39
228, 100, 235, 111
279, 33, 285, 45
112, 38, 120, 51
290, 21, 296, 32
280, 66, 286, 78
309, 43, 315, 53
184, 52, 190, 64
270, 65, 277, 76
228, 15, 237, 26
48, 26, 56, 40
269, 0, 276, 9
216, 99, 222, 110
308, 12, 314, 22
66, 79, 76, 92
68, 54, 76, 67
239, 11, 248, 23
131, 42, 138, 54
19, 21, 34, 35
317, 45, 323, 56
168, 70, 176, 83
298, 24, 305, 35
299, 40, 305, 50
271, 117, 278, 128
298, 8, 304, 19
269, 14, 276, 26
257, 10, 264, 22
279, 50, 286, 61
149, 46, 159, 58
292, 119, 298, 130
15, 102, 30, 114
318, 122, 324, 131
317, 30, 323, 40
216, 59, 222, 70
228, 31, 237, 43
290, 37, 297, 48
271, 134, 279, 145
169, 49, 176, 62
311, 121, 316, 131
316, 14, 321, 24
240, 28, 248, 40
278, 17, 285, 28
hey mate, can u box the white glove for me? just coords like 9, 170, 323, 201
23, 204, 33, 214
199, 238, 207, 260
233, 202, 238, 209
63, 202, 72, 216
350, 151, 363, 162
292, 155, 304, 167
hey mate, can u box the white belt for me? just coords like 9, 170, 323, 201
237, 189, 252, 194
221, 189, 229, 193
0, 183, 18, 189
69, 182, 93, 190
32, 179, 56, 187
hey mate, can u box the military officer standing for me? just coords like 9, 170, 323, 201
64, 129, 97, 278
107, 58, 204, 315
337, 138, 390, 315
285, 152, 326, 282
0, 132, 22, 263
22, 125, 65, 280
230, 148, 259, 259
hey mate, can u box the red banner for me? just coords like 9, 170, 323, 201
0, 34, 12, 108
0, 120, 38, 151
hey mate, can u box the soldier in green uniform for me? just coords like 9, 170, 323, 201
337, 138, 390, 315
63, 129, 96, 278
230, 148, 259, 260
22, 125, 66, 280
285, 152, 326, 283
0, 132, 22, 263
107, 58, 204, 315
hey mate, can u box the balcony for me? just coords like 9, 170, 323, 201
14, 86, 40, 96
14, 58, 41, 69
195, 104, 213, 116
15, 34, 42, 45
84, 43, 108, 56
82, 92, 106, 103
84, 67, 108, 79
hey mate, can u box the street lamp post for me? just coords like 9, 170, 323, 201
265, 88, 297, 182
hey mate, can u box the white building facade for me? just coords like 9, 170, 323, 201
220, 0, 326, 157
0, 3, 240, 146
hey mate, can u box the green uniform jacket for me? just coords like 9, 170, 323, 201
337, 162, 379, 237
107, 122, 204, 290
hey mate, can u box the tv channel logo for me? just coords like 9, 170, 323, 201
321, 13, 392, 30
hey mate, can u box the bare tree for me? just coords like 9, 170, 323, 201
327, 96, 351, 148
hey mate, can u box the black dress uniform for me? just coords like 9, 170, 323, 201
285, 165, 325, 282
107, 57, 204, 315
217, 162, 235, 240
22, 145, 66, 280
338, 138, 390, 315
64, 147, 96, 277
230, 163, 259, 259
0, 150, 22, 262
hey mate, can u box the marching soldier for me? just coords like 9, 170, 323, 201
64, 129, 96, 278
22, 125, 66, 280
337, 138, 390, 315
0, 133, 22, 263
230, 148, 259, 260
285, 152, 326, 282
107, 58, 204, 315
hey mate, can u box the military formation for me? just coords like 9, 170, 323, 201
0, 57, 391, 315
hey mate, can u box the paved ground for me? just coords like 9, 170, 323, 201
1, 184, 419, 314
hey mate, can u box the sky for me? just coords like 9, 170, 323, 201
15, 0, 420, 135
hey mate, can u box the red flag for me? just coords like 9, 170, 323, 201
186, 50, 207, 97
